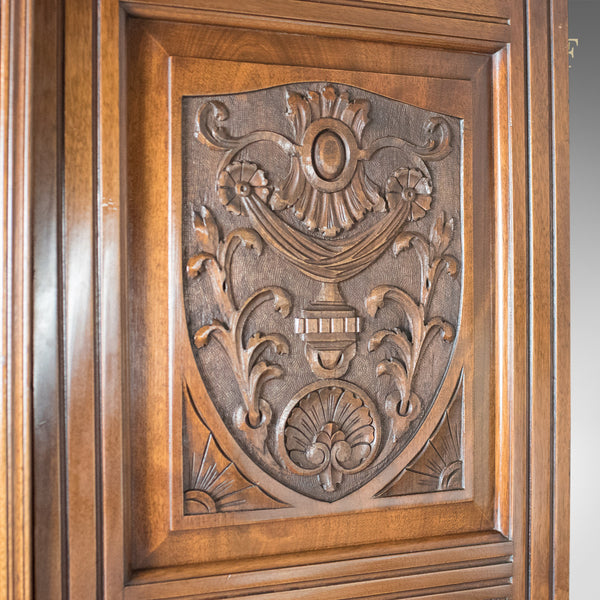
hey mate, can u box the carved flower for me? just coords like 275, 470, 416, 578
271, 85, 385, 237
284, 385, 377, 492
218, 161, 270, 216
385, 168, 432, 221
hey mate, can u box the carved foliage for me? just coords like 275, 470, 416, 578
367, 212, 459, 442
187, 206, 291, 456
376, 373, 464, 497
183, 385, 287, 514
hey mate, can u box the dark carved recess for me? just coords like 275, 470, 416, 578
376, 373, 464, 497
183, 82, 463, 502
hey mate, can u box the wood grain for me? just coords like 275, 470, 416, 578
95, 0, 126, 595
523, 0, 571, 597
551, 0, 571, 596
1, 0, 33, 598
124, 540, 513, 599
122, 0, 511, 50
31, 0, 63, 596
62, 0, 98, 597
4, 0, 569, 598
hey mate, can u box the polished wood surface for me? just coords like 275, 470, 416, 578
126, 18, 492, 573
1, 0, 570, 598
1, 1, 33, 598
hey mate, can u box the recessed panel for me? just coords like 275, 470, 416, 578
127, 22, 493, 573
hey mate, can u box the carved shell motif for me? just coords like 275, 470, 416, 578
270, 85, 386, 236
283, 383, 379, 492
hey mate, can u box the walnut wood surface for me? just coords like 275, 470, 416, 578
126, 23, 488, 569
0, 0, 570, 598
1, 1, 33, 599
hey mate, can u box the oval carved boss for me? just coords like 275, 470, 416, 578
311, 129, 346, 181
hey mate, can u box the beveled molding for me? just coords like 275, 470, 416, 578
124, 0, 511, 24
1, 1, 33, 599
124, 539, 514, 600
121, 0, 511, 52
296, 0, 510, 24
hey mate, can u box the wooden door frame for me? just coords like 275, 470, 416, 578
1, 0, 570, 598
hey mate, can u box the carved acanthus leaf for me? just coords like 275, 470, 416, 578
392, 211, 460, 307
187, 206, 291, 455
367, 211, 459, 444
192, 205, 219, 255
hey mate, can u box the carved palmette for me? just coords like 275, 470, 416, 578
183, 83, 462, 503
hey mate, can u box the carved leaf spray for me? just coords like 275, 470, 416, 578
186, 84, 461, 496
187, 206, 291, 458
367, 212, 459, 443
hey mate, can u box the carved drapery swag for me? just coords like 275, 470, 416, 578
183, 83, 462, 505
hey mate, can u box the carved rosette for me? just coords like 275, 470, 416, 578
385, 168, 432, 222
218, 161, 270, 216
184, 82, 462, 503
279, 381, 380, 492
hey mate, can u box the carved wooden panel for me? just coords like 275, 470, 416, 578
23, 0, 571, 596
125, 22, 494, 587
182, 83, 463, 506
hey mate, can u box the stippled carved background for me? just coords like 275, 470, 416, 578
182, 83, 462, 504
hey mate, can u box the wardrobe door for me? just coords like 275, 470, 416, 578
22, 1, 569, 599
